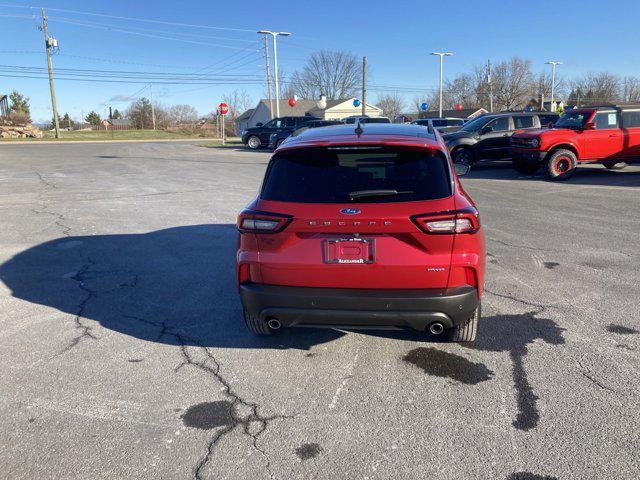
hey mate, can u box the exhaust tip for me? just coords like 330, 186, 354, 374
267, 318, 281, 330
429, 322, 445, 335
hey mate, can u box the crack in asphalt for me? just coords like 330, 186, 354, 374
576, 359, 615, 392
488, 237, 557, 253
31, 170, 103, 355
122, 314, 290, 480
59, 259, 99, 354
32, 170, 72, 238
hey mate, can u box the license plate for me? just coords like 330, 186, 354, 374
324, 237, 375, 264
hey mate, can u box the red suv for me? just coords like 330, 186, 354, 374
511, 105, 640, 179
236, 124, 485, 342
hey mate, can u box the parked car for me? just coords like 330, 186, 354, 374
442, 111, 559, 165
411, 117, 465, 133
241, 116, 319, 149
343, 115, 391, 124
236, 123, 485, 342
268, 120, 342, 149
510, 105, 640, 179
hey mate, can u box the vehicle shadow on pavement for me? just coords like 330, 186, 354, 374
467, 161, 640, 187
366, 307, 565, 431
0, 224, 345, 351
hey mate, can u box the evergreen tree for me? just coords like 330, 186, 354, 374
85, 111, 101, 126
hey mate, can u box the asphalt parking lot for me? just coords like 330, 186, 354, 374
0, 141, 639, 480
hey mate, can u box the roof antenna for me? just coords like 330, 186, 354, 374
354, 119, 363, 136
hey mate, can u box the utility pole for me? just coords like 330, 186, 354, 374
361, 56, 367, 116
431, 52, 453, 118
261, 34, 274, 120
257, 30, 291, 118
41, 9, 60, 139
546, 61, 562, 112
539, 76, 545, 111
149, 84, 156, 130
487, 59, 493, 113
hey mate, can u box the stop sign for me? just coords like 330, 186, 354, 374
218, 102, 229, 115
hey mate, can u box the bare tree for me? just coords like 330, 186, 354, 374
442, 74, 477, 109
167, 104, 199, 125
289, 50, 362, 99
376, 93, 406, 119
490, 57, 535, 110
570, 72, 621, 104
221, 89, 253, 119
622, 76, 640, 102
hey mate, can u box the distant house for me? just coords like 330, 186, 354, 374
100, 118, 133, 130
235, 98, 384, 132
0, 94, 9, 118
234, 108, 255, 135
110, 119, 132, 127
305, 98, 383, 121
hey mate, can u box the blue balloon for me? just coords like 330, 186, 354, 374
353, 99, 361, 107
421, 102, 428, 111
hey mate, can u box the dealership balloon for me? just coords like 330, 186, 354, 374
353, 99, 361, 107
455, 104, 462, 110
317, 94, 327, 110
288, 98, 296, 107
421, 102, 428, 111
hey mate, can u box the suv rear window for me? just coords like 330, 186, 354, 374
261, 147, 451, 203
513, 116, 534, 129
538, 114, 557, 127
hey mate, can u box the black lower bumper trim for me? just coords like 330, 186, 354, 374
511, 148, 547, 162
240, 283, 479, 331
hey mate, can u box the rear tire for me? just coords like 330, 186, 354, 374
243, 308, 273, 335
603, 161, 627, 170
513, 159, 541, 174
545, 149, 577, 180
452, 147, 475, 166
448, 303, 480, 343
247, 136, 261, 150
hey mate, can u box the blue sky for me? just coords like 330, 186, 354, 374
1, 0, 639, 122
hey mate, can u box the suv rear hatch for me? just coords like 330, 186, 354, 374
243, 145, 459, 289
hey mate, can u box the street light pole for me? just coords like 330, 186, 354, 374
431, 52, 453, 118
546, 61, 562, 111
258, 30, 291, 118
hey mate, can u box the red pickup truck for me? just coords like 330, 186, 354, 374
510, 105, 640, 179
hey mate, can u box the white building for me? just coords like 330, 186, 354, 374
235, 98, 384, 133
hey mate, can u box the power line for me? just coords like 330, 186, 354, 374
0, 3, 257, 32
0, 73, 265, 85
48, 15, 257, 44
47, 16, 258, 50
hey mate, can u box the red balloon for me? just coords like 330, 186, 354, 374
455, 104, 463, 110
288, 98, 296, 107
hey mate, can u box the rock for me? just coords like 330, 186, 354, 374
0, 123, 44, 138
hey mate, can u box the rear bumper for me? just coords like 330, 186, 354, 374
510, 147, 547, 162
239, 283, 479, 330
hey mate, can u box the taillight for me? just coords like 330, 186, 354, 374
410, 207, 480, 234
237, 209, 292, 234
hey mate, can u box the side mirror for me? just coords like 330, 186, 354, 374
480, 125, 493, 134
256, 122, 263, 127
583, 121, 595, 130
454, 163, 471, 177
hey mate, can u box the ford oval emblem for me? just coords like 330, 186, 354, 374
340, 208, 361, 215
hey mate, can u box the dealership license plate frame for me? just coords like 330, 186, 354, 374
324, 237, 376, 264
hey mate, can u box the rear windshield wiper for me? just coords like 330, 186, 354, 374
348, 189, 413, 200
